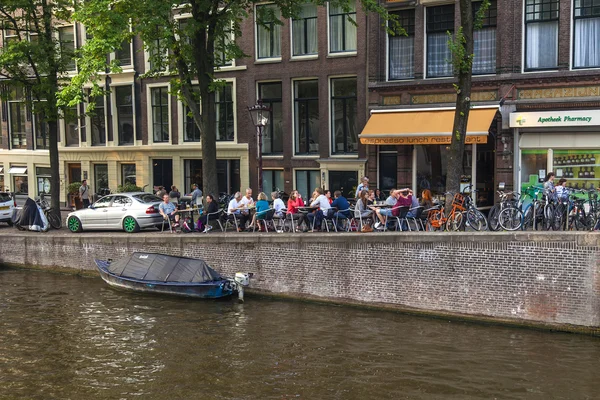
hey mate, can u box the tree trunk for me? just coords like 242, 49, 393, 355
200, 83, 218, 201
48, 120, 60, 211
445, 0, 474, 209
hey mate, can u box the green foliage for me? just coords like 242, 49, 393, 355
68, 182, 82, 195
116, 183, 143, 193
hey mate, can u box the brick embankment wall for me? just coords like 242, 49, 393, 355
0, 231, 599, 331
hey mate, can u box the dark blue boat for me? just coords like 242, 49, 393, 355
95, 252, 246, 300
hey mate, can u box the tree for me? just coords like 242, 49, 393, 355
0, 0, 75, 212
62, 0, 396, 200
445, 0, 490, 207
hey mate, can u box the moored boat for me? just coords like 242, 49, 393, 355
95, 252, 249, 300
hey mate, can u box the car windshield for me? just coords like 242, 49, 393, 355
133, 193, 162, 203
0, 193, 12, 203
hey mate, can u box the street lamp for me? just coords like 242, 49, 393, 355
247, 100, 271, 193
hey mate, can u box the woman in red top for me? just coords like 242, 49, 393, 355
286, 190, 307, 232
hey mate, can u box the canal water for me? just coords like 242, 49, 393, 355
0, 268, 598, 400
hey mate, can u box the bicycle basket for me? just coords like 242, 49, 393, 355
451, 193, 466, 210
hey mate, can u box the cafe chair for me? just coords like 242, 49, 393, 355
334, 208, 352, 232
390, 206, 411, 231
253, 209, 276, 232
160, 215, 176, 233
204, 209, 224, 232
408, 206, 424, 231
222, 212, 241, 232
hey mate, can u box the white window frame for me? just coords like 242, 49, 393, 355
110, 83, 137, 146
328, 74, 358, 158
57, 24, 78, 73
176, 77, 238, 145
256, 79, 284, 158
109, 25, 134, 71
291, 77, 320, 158
254, 2, 283, 63
85, 87, 108, 147
7, 87, 27, 150
147, 83, 171, 145
59, 104, 82, 148
326, 1, 358, 57
292, 168, 321, 199
289, 3, 319, 60
32, 99, 49, 151
570, 0, 600, 71
521, 0, 559, 73
386, 8, 415, 82
262, 168, 285, 193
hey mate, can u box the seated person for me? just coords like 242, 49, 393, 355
227, 191, 249, 231
199, 194, 219, 232
271, 191, 286, 217
159, 194, 179, 227
251, 192, 271, 231
331, 190, 351, 230
372, 189, 398, 230
354, 190, 373, 228
286, 190, 307, 232
307, 188, 331, 231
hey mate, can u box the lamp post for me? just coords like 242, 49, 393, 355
247, 100, 271, 194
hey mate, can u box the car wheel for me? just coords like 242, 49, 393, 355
123, 216, 140, 233
6, 220, 13, 227
67, 216, 83, 233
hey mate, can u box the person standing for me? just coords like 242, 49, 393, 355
169, 185, 181, 205
355, 176, 369, 198
79, 180, 90, 208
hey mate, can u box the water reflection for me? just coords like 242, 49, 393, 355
0, 269, 599, 399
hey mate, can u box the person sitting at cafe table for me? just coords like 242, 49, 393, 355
250, 192, 270, 231
241, 188, 254, 208
325, 190, 333, 205
228, 191, 249, 232
159, 194, 180, 228
198, 194, 219, 232
331, 190, 350, 230
367, 189, 376, 205
271, 191, 286, 217
355, 190, 373, 228
372, 189, 398, 230
287, 190, 308, 232
306, 187, 331, 232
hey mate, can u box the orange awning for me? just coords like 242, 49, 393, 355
359, 106, 498, 145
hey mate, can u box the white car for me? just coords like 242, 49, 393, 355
66, 192, 164, 233
0, 192, 16, 226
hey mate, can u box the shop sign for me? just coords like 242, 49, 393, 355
360, 135, 488, 145
509, 110, 600, 128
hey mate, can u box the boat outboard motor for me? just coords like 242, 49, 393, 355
233, 272, 250, 302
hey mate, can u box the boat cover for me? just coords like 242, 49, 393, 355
107, 252, 223, 283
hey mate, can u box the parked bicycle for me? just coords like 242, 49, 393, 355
37, 194, 62, 229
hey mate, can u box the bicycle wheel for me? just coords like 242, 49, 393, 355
543, 203, 555, 231
522, 204, 534, 231
47, 209, 62, 229
552, 203, 566, 231
446, 212, 464, 231
498, 207, 523, 231
466, 208, 488, 231
487, 205, 501, 231
573, 208, 592, 231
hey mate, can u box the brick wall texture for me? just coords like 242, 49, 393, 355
1, 232, 599, 329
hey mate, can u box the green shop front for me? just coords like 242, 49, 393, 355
510, 110, 600, 192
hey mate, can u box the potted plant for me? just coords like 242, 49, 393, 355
68, 182, 82, 209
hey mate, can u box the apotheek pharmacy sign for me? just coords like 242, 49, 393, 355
509, 110, 600, 128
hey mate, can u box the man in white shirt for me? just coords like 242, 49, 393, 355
240, 188, 254, 208
307, 187, 331, 231
227, 192, 248, 231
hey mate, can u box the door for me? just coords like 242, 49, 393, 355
68, 163, 82, 184
106, 195, 133, 228
83, 195, 112, 227
328, 171, 358, 198
153, 159, 173, 192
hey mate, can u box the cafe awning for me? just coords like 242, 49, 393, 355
359, 106, 498, 145
8, 167, 27, 174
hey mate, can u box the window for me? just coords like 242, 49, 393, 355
473, 1, 497, 75
294, 80, 319, 155
262, 170, 284, 193
329, 0, 357, 53
389, 9, 415, 80
258, 82, 283, 154
256, 4, 282, 59
36, 167, 51, 195
0, 167, 4, 191
34, 111, 49, 150
292, 3, 318, 56
65, 107, 80, 147
183, 82, 234, 142
8, 87, 27, 150
215, 30, 233, 67
2, 23, 18, 46
115, 86, 134, 145
328, 171, 357, 197
216, 83, 234, 141
573, 0, 600, 68
151, 87, 169, 143
13, 171, 28, 194
94, 195, 112, 208
115, 40, 132, 66
94, 164, 109, 194
426, 4, 454, 78
58, 26, 76, 71
89, 92, 106, 146
184, 159, 240, 195
149, 33, 167, 71
121, 164, 136, 185
331, 77, 357, 154
525, 0, 559, 70
295, 170, 320, 200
